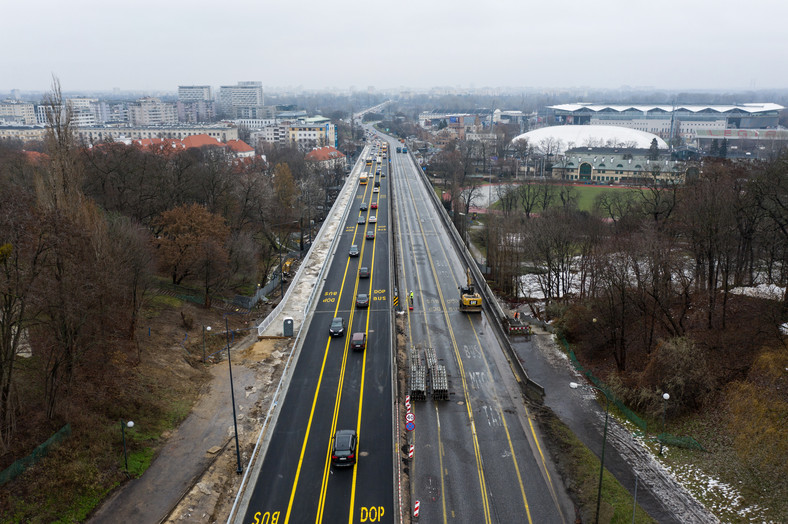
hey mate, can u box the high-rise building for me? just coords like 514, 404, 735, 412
128, 97, 178, 126
178, 85, 212, 102
0, 100, 36, 125
177, 86, 215, 123
218, 81, 265, 119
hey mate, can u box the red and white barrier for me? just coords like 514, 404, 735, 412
413, 500, 420, 518
408, 444, 414, 458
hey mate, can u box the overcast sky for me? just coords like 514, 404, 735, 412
3, 0, 787, 94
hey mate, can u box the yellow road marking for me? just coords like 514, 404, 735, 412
395, 152, 447, 523
348, 197, 380, 523
284, 166, 372, 524
402, 165, 491, 523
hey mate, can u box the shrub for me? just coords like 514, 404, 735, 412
641, 337, 717, 414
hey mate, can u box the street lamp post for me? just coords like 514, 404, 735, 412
202, 325, 211, 363
659, 392, 670, 455
278, 241, 284, 298
225, 317, 243, 474
120, 420, 134, 474
571, 381, 610, 524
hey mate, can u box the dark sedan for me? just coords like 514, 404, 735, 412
356, 293, 369, 308
331, 429, 357, 466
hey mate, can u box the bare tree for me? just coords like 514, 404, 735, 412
0, 185, 49, 449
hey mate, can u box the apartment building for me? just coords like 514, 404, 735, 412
0, 100, 36, 125
178, 85, 212, 102
35, 98, 100, 127
75, 124, 238, 144
218, 81, 265, 119
177, 86, 216, 123
128, 97, 178, 126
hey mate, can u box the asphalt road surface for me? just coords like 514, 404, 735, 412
240, 147, 395, 524
389, 138, 574, 524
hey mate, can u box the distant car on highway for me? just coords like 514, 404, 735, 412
371, 202, 378, 209
366, 230, 375, 240
360, 202, 368, 211
373, 187, 379, 193
349, 244, 360, 257
369, 215, 377, 223
357, 215, 366, 224
329, 317, 345, 337
331, 429, 357, 466
359, 266, 370, 278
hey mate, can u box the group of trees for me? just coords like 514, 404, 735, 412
479, 154, 788, 410
0, 81, 344, 453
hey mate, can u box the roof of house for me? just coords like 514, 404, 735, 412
226, 139, 254, 153
182, 134, 224, 149
306, 145, 345, 162
134, 138, 185, 150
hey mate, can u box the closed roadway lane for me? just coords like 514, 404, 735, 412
389, 139, 573, 524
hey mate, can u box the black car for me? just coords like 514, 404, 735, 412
331, 429, 357, 466
329, 317, 345, 337
374, 181, 380, 187
356, 293, 369, 308
360, 202, 368, 211
366, 230, 375, 240
357, 215, 365, 224
359, 266, 370, 278
349, 244, 360, 257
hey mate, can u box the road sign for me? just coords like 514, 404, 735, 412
406, 413, 415, 423
405, 421, 415, 431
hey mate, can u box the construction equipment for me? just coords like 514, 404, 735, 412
458, 268, 482, 313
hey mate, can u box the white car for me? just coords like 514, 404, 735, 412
369, 215, 377, 223
373, 187, 379, 193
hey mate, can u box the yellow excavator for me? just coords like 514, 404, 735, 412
458, 268, 482, 313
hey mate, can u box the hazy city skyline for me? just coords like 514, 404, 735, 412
3, 0, 788, 93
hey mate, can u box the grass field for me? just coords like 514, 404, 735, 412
570, 184, 639, 212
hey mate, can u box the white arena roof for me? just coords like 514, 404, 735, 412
512, 125, 668, 155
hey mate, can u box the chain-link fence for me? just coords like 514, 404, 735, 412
560, 336, 706, 451
0, 424, 71, 486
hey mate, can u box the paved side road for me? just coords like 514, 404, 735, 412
89, 358, 262, 524
512, 329, 718, 524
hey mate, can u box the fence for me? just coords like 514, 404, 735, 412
561, 336, 706, 451
560, 336, 648, 432
0, 424, 72, 486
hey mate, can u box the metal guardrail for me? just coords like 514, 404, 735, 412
404, 150, 545, 401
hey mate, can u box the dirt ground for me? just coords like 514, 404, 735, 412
164, 335, 292, 523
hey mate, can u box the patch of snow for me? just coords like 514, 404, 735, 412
730, 284, 785, 300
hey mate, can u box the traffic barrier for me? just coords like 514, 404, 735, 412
408, 445, 414, 458
413, 500, 420, 518
508, 325, 532, 335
